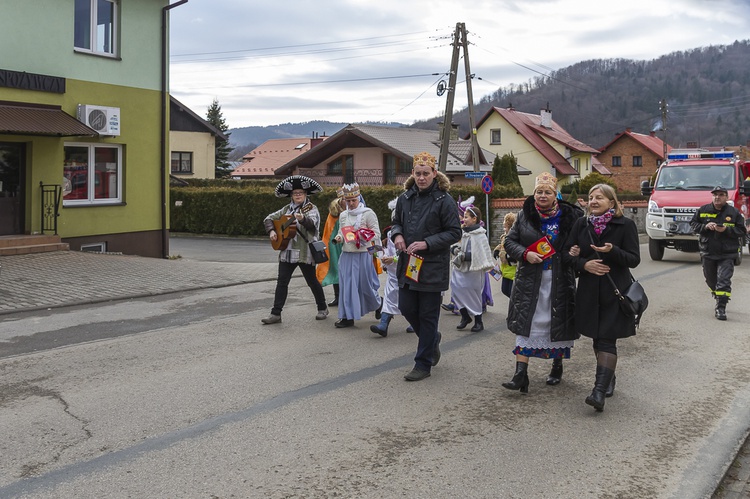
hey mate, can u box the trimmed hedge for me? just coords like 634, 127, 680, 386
170, 182, 506, 236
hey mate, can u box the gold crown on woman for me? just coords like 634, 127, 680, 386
534, 172, 558, 190
341, 183, 360, 199
413, 151, 436, 169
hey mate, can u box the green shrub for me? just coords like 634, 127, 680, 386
170, 178, 523, 236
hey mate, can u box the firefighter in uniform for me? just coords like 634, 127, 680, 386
690, 185, 747, 320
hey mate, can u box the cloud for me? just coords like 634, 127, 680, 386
168, 0, 750, 127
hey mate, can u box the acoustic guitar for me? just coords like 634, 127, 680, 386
271, 202, 313, 251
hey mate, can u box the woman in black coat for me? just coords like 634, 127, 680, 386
563, 184, 640, 412
502, 173, 582, 394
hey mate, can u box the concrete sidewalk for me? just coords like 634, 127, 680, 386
0, 251, 277, 315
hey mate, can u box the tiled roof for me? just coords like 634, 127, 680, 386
233, 137, 326, 177
599, 130, 672, 158
275, 123, 494, 175
592, 155, 612, 175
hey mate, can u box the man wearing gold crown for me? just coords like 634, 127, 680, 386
391, 152, 462, 381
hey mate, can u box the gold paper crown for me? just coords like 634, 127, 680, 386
341, 182, 360, 199
413, 151, 436, 169
336, 187, 345, 198
534, 172, 558, 190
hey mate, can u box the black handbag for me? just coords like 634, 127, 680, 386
297, 229, 328, 264
588, 230, 648, 326
617, 276, 649, 326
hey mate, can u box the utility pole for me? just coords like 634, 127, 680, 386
460, 23, 481, 173
438, 23, 462, 174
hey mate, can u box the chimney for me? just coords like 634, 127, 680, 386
686, 141, 698, 149
649, 131, 656, 137
310, 131, 323, 148
540, 105, 552, 128
438, 122, 459, 141
626, 127, 632, 134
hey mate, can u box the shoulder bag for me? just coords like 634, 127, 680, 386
297, 227, 328, 264
588, 230, 648, 326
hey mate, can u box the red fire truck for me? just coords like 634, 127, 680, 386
641, 150, 750, 263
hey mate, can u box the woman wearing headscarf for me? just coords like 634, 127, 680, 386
332, 183, 382, 328
502, 172, 583, 393
563, 184, 640, 412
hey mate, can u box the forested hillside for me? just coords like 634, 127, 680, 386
413, 40, 750, 149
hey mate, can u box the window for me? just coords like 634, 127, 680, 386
632, 156, 643, 167
327, 155, 354, 184
171, 152, 193, 174
490, 129, 502, 144
63, 143, 122, 204
74, 0, 117, 56
612, 156, 622, 167
383, 154, 410, 184
573, 158, 580, 172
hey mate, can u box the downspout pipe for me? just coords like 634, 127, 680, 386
160, 0, 188, 258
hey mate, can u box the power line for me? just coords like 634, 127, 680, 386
171, 30, 434, 58
202, 73, 442, 90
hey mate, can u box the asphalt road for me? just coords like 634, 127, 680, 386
0, 239, 748, 498
169, 233, 279, 263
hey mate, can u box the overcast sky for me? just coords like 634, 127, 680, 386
168, 0, 750, 129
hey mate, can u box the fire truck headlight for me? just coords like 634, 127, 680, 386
648, 200, 661, 213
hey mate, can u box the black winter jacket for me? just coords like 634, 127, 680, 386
563, 215, 641, 340
504, 197, 582, 341
690, 202, 747, 260
391, 172, 462, 292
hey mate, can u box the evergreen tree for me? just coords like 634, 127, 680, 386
206, 98, 234, 178
491, 154, 502, 185
496, 152, 521, 188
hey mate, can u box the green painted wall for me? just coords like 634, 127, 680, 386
1, 80, 165, 238
0, 0, 166, 91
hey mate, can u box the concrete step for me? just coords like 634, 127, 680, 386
0, 235, 69, 255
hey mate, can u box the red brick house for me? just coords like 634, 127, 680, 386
598, 128, 672, 191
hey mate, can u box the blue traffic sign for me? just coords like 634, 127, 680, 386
481, 175, 494, 194
464, 171, 485, 179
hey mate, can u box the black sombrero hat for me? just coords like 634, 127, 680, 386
274, 175, 323, 197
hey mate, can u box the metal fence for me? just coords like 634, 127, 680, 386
40, 183, 62, 235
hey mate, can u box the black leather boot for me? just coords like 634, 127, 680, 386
456, 308, 472, 330
585, 352, 617, 412
715, 297, 727, 321
546, 358, 563, 385
470, 314, 484, 332
502, 361, 529, 394
605, 375, 616, 398
328, 284, 339, 307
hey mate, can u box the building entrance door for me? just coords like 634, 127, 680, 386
0, 142, 26, 235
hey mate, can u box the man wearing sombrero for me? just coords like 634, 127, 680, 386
261, 175, 329, 324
